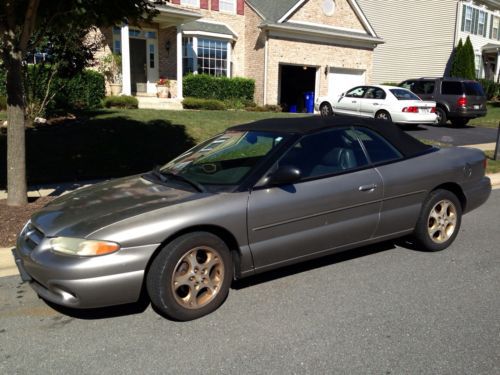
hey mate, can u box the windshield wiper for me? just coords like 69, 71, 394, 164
151, 166, 206, 193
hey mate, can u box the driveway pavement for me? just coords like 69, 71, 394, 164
1, 190, 499, 374
405, 124, 498, 146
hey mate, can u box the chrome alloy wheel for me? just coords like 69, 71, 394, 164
427, 199, 457, 244
171, 246, 224, 309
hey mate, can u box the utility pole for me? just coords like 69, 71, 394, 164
495, 121, 500, 160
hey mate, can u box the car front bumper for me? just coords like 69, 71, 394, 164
12, 232, 159, 308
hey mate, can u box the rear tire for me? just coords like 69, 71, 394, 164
413, 189, 462, 252
147, 232, 233, 321
375, 110, 392, 122
435, 107, 447, 126
320, 102, 333, 117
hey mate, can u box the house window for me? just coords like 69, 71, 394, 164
114, 40, 121, 54
478, 11, 486, 35
464, 6, 473, 32
493, 17, 499, 39
183, 37, 195, 74
220, 0, 236, 14
181, 0, 199, 7
197, 38, 228, 76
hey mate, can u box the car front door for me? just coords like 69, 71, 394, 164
247, 128, 383, 272
333, 86, 366, 115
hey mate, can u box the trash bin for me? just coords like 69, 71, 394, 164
304, 91, 315, 113
289, 104, 297, 113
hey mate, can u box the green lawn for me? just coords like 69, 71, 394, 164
469, 104, 500, 128
486, 151, 500, 174
0, 109, 304, 187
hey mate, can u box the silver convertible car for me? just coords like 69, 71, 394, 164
13, 117, 491, 320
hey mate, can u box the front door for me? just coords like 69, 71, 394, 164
130, 38, 147, 93
334, 86, 366, 115
247, 127, 383, 272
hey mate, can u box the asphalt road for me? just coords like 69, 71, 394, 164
404, 123, 498, 146
1, 191, 499, 375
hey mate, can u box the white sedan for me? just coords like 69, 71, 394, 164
315, 85, 438, 125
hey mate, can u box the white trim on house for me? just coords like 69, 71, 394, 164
121, 25, 131, 95
287, 20, 368, 35
183, 30, 237, 41
177, 26, 184, 99
347, 0, 378, 37
277, 0, 307, 23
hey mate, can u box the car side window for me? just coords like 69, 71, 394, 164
277, 128, 369, 180
351, 128, 402, 164
345, 86, 366, 98
364, 87, 386, 100
441, 81, 463, 95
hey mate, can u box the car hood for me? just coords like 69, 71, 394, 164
31, 175, 208, 238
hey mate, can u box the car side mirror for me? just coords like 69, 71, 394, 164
267, 165, 301, 186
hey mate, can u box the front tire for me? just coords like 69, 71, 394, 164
413, 189, 462, 251
147, 232, 233, 321
320, 102, 333, 117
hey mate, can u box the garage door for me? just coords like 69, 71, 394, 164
328, 68, 366, 100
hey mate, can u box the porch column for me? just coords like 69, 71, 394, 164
121, 23, 131, 95
496, 49, 500, 83
177, 26, 183, 99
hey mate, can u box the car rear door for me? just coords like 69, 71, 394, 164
359, 87, 387, 117
247, 128, 383, 272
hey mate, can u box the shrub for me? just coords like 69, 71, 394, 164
478, 79, 500, 100
223, 98, 256, 110
184, 74, 255, 101
0, 96, 6, 111
381, 82, 400, 87
103, 95, 138, 109
0, 63, 6, 97
182, 97, 226, 110
246, 104, 282, 112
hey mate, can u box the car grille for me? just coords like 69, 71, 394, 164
19, 222, 45, 252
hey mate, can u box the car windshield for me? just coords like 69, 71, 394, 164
389, 89, 421, 100
159, 131, 286, 190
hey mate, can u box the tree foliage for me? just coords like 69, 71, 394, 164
0, 0, 157, 206
450, 37, 476, 79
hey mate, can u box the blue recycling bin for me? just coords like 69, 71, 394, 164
304, 91, 315, 113
289, 104, 297, 113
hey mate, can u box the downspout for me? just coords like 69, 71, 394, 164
264, 30, 269, 105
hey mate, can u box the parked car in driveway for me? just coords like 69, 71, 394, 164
399, 77, 487, 126
316, 85, 437, 126
13, 117, 491, 321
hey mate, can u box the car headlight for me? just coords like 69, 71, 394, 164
50, 237, 120, 257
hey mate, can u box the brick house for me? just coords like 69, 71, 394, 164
96, 0, 383, 108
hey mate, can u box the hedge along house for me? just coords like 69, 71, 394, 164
96, 0, 383, 109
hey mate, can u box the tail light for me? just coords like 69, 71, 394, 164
402, 106, 419, 113
457, 96, 467, 107
431, 107, 436, 113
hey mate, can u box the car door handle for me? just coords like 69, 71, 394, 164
359, 184, 377, 192
352, 100, 357, 103
373, 103, 379, 106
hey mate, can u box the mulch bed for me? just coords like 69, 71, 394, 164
0, 196, 54, 247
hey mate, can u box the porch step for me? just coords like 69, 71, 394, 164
137, 96, 184, 111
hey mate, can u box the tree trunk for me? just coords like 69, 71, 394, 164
6, 53, 28, 206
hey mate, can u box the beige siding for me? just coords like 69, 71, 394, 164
357, 0, 458, 83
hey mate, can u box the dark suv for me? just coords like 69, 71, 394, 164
399, 78, 487, 126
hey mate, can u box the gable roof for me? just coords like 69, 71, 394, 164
246, 0, 380, 39
246, 0, 300, 22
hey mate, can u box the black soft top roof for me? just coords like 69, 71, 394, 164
229, 116, 432, 158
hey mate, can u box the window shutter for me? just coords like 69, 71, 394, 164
171, 0, 180, 4
484, 12, 488, 37
490, 14, 493, 38
211, 0, 219, 11
461, 4, 466, 32
237, 0, 244, 15
200, 0, 209, 9
472, 8, 479, 34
